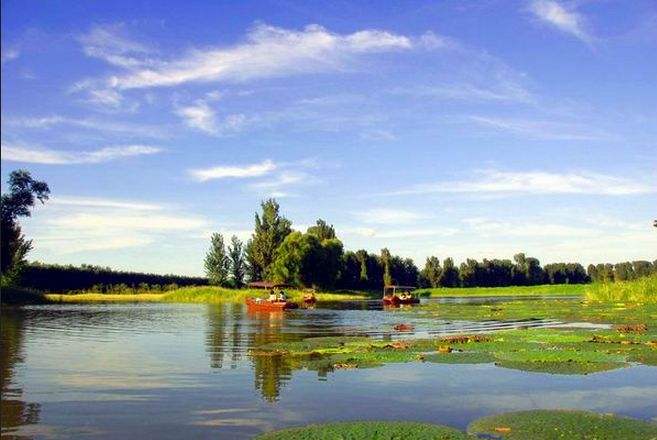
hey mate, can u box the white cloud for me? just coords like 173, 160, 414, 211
49, 195, 162, 211
189, 159, 276, 181
83, 23, 411, 93
529, 0, 592, 44
25, 196, 211, 254
79, 23, 155, 69
3, 114, 170, 138
1, 142, 161, 164
464, 115, 608, 140
390, 170, 655, 196
174, 100, 246, 136
1, 48, 19, 64
353, 208, 423, 225
350, 227, 458, 239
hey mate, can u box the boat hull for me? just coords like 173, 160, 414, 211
382, 295, 420, 306
246, 297, 299, 311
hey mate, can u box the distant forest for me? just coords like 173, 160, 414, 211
18, 262, 207, 293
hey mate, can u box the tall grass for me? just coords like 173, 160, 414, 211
585, 274, 657, 303
46, 293, 165, 302
161, 286, 371, 303
421, 284, 587, 297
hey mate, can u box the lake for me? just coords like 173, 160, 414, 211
2, 299, 657, 439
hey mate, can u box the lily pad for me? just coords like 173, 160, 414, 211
467, 410, 657, 440
255, 421, 468, 440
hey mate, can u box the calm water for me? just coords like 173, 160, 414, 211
2, 300, 656, 439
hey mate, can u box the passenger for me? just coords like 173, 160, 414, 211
400, 292, 408, 300
278, 290, 287, 302
269, 290, 277, 302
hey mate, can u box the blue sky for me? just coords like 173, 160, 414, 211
2, 0, 656, 276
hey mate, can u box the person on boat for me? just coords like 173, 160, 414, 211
269, 289, 277, 302
400, 292, 408, 300
278, 290, 287, 302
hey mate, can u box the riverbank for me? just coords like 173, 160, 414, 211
38, 286, 373, 304
420, 283, 586, 297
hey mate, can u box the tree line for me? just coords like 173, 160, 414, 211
205, 199, 657, 291
17, 262, 208, 293
2, 170, 655, 293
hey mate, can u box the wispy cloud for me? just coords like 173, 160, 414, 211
389, 170, 655, 196
1, 142, 160, 164
189, 159, 276, 182
529, 0, 592, 44
79, 23, 412, 98
464, 115, 609, 140
353, 208, 423, 225
174, 95, 246, 136
350, 226, 458, 239
3, 114, 170, 138
79, 23, 155, 69
1, 48, 19, 65
27, 196, 210, 254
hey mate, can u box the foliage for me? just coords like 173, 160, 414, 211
17, 262, 206, 293
247, 199, 292, 281
306, 219, 336, 240
256, 421, 468, 440
227, 235, 246, 288
0, 285, 50, 305
438, 257, 459, 287
467, 410, 657, 440
1, 170, 50, 282
585, 273, 657, 303
380, 248, 392, 286
271, 231, 344, 289
204, 233, 229, 285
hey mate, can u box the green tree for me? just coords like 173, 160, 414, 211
380, 248, 392, 286
1, 170, 50, 283
356, 249, 369, 282
248, 199, 292, 281
419, 256, 441, 288
307, 219, 336, 241
204, 233, 229, 286
227, 235, 245, 288
438, 257, 459, 287
272, 232, 343, 289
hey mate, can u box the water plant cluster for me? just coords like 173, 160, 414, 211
256, 411, 657, 440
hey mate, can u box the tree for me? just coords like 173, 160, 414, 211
204, 233, 229, 286
438, 257, 459, 287
380, 248, 392, 286
227, 235, 245, 288
419, 256, 441, 288
307, 219, 336, 241
271, 232, 343, 289
355, 249, 369, 283
248, 199, 292, 280
1, 170, 50, 282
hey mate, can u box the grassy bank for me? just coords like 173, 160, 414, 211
586, 274, 657, 303
46, 293, 165, 302
161, 286, 371, 303
420, 283, 586, 297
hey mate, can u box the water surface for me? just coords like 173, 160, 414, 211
2, 300, 656, 439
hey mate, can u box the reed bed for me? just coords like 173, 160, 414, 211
585, 274, 657, 303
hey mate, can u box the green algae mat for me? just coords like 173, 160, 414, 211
255, 412, 657, 440
255, 421, 468, 439
251, 324, 657, 375
467, 410, 657, 440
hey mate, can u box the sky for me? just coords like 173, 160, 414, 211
1, 0, 656, 276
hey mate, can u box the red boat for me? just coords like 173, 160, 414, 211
302, 288, 317, 305
382, 285, 420, 306
246, 297, 299, 311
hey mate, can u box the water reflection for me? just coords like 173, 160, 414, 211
1, 308, 41, 438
